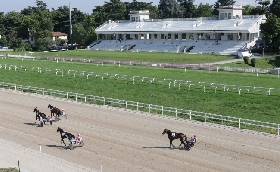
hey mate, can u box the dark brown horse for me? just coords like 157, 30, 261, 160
33, 107, 47, 123
162, 129, 186, 148
47, 104, 61, 118
56, 127, 75, 147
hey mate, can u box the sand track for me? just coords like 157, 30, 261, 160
1, 88, 280, 172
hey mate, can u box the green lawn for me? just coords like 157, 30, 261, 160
0, 50, 236, 64
1, 58, 280, 124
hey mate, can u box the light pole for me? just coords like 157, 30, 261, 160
69, 3, 73, 48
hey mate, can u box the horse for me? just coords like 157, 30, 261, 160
56, 127, 75, 147
33, 107, 47, 122
47, 104, 61, 118
162, 129, 186, 148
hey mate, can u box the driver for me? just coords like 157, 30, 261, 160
189, 135, 197, 143
76, 134, 82, 143
61, 109, 66, 116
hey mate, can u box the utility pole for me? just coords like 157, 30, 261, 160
69, 3, 73, 48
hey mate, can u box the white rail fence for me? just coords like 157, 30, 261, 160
2, 63, 280, 96
1, 82, 279, 135
0, 54, 274, 74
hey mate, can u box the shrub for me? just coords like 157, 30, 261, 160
251, 58, 256, 67
243, 56, 249, 64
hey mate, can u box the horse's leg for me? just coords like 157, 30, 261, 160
179, 138, 185, 147
62, 138, 66, 147
170, 140, 174, 148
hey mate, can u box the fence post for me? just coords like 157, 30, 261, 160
148, 104, 151, 114
75, 94, 78, 101
221, 115, 223, 125
204, 113, 206, 122
189, 111, 192, 120
175, 109, 177, 118
278, 124, 280, 136
239, 118, 241, 129
66, 92, 69, 99
125, 101, 127, 110
84, 95, 86, 103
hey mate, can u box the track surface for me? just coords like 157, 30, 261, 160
1, 89, 280, 172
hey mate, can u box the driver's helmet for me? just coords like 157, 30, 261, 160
62, 109, 64, 111
78, 134, 80, 136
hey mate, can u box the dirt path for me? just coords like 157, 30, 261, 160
1, 88, 280, 172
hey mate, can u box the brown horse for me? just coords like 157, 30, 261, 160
162, 129, 186, 148
47, 104, 61, 118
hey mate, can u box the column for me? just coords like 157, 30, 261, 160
157, 34, 161, 40
178, 33, 182, 41
171, 34, 175, 41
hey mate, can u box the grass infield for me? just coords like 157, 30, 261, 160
1, 56, 280, 125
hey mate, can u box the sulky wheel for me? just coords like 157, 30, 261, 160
69, 144, 74, 150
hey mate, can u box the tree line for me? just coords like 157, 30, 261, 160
0, 0, 279, 51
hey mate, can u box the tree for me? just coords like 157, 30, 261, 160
72, 22, 87, 46
34, 30, 53, 51
213, 0, 236, 15
179, 0, 196, 18
103, 0, 126, 21
158, 0, 182, 18
260, 14, 280, 44
270, 0, 280, 18
124, 0, 159, 20
194, 3, 214, 18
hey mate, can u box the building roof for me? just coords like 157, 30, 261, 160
52, 31, 68, 37
95, 15, 264, 34
30, 31, 68, 37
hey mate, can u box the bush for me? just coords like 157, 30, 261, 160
243, 56, 249, 64
251, 58, 256, 67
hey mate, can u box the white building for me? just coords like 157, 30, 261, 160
93, 6, 266, 55
28, 31, 68, 46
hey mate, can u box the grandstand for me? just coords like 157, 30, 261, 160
92, 5, 266, 55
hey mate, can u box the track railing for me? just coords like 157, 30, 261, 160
2, 64, 280, 96
1, 81, 279, 135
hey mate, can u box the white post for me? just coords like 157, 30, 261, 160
239, 118, 241, 129
185, 68, 186, 72
161, 106, 163, 115
216, 67, 218, 73
278, 124, 280, 135
57, 59, 58, 63
119, 61, 120, 67
189, 111, 192, 120
125, 101, 127, 110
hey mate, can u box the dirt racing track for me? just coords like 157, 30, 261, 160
1, 88, 280, 172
